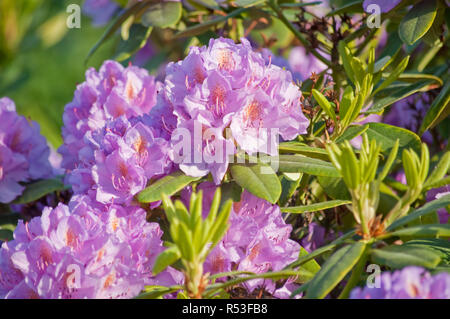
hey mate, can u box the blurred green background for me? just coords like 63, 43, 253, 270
0, 0, 114, 147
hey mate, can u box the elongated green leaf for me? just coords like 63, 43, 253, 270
373, 56, 409, 95
230, 163, 281, 204
137, 171, 201, 203
374, 55, 393, 73
174, 8, 247, 38
234, 0, 265, 7
339, 86, 354, 124
85, 1, 148, 63
287, 230, 357, 269
395, 72, 443, 86
326, 0, 363, 16
278, 173, 302, 206
364, 122, 421, 156
141, 2, 182, 28
136, 285, 182, 299
335, 125, 368, 143
399, 0, 438, 45
12, 178, 65, 205
152, 246, 181, 275
305, 242, 366, 299
404, 239, 450, 264
114, 24, 152, 61
278, 142, 329, 160
277, 155, 340, 177
312, 89, 337, 122
424, 151, 450, 189
297, 247, 321, 276
388, 194, 450, 230
367, 80, 439, 113
424, 175, 450, 190
371, 245, 441, 269
419, 81, 450, 135
187, 0, 220, 10
281, 200, 351, 214
317, 176, 351, 200
382, 224, 450, 239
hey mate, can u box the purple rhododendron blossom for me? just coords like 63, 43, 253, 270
0, 196, 181, 299
82, 0, 119, 26
363, 0, 402, 13
0, 97, 53, 203
288, 46, 327, 81
59, 60, 161, 171
157, 37, 309, 184
300, 222, 338, 253
67, 114, 173, 205
383, 95, 434, 144
350, 266, 450, 299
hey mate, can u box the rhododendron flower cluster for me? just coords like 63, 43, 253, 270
0, 196, 181, 299
59, 60, 161, 171
67, 114, 173, 205
58, 61, 172, 206
159, 37, 309, 184
0, 98, 52, 203
350, 267, 450, 299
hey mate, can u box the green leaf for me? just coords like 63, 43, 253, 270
404, 239, 450, 264
317, 176, 351, 200
278, 173, 302, 206
234, 0, 265, 7
326, 0, 363, 16
364, 122, 421, 156
382, 224, 450, 239
312, 89, 337, 122
335, 125, 368, 143
187, 0, 220, 10
0, 213, 20, 230
113, 24, 152, 62
374, 55, 393, 73
371, 245, 441, 269
0, 229, 13, 242
287, 230, 357, 269
419, 81, 450, 135
388, 194, 450, 230
136, 285, 182, 299
399, 0, 438, 45
12, 178, 65, 205
277, 155, 340, 177
372, 56, 410, 95
85, 1, 148, 63
219, 182, 243, 207
339, 86, 355, 126
305, 242, 366, 299
230, 163, 281, 204
152, 246, 181, 275
297, 247, 321, 276
395, 72, 443, 86
367, 80, 439, 113
136, 171, 201, 203
278, 142, 329, 161
424, 151, 450, 189
174, 8, 247, 38
281, 200, 351, 214
141, 2, 182, 28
